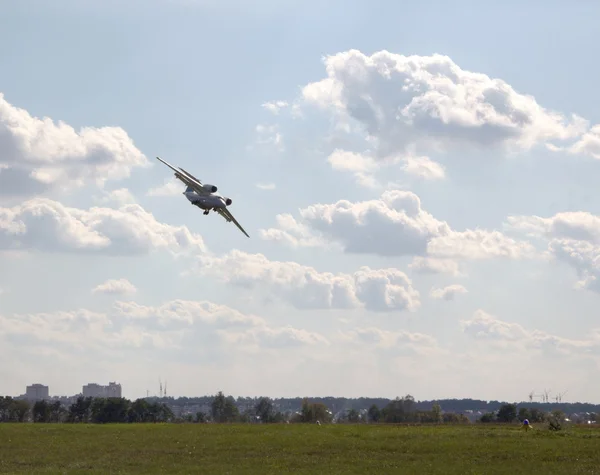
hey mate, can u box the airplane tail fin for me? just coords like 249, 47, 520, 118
185, 185, 194, 193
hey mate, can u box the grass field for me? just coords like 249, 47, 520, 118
1, 423, 599, 474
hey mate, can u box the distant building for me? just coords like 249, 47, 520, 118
82, 382, 122, 398
25, 384, 49, 401
106, 382, 122, 398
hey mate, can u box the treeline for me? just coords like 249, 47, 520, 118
0, 395, 173, 423
477, 403, 597, 425
1, 393, 597, 425
0, 393, 468, 425
149, 395, 600, 416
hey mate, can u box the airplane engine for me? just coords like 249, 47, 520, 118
225, 198, 232, 206
203, 184, 218, 193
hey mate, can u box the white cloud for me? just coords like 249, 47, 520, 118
327, 148, 445, 188
147, 178, 182, 197
0, 198, 206, 255
221, 325, 329, 350
0, 92, 149, 198
0, 299, 327, 364
255, 182, 276, 190
461, 309, 600, 357
253, 124, 284, 151
92, 278, 137, 295
262, 49, 599, 186
400, 153, 445, 180
339, 327, 439, 356
430, 284, 467, 301
299, 50, 588, 158
507, 211, 600, 292
408, 257, 463, 276
549, 124, 600, 159
195, 249, 421, 312
95, 188, 137, 206
260, 190, 534, 260
261, 100, 289, 115
326, 149, 380, 188
258, 213, 332, 249
113, 299, 266, 329
507, 211, 600, 243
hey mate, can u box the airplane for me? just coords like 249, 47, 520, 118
155, 156, 249, 238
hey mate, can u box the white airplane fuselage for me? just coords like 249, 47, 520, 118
184, 189, 231, 214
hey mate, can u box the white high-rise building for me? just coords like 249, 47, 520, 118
82, 382, 122, 398
25, 384, 49, 400
106, 382, 122, 398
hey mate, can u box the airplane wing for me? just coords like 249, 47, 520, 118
155, 156, 210, 196
216, 208, 250, 238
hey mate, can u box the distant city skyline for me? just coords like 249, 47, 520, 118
7, 382, 585, 407
18, 382, 122, 401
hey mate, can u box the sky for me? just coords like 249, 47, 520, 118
1, 0, 600, 404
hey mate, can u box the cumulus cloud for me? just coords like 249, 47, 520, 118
327, 149, 380, 188
461, 309, 600, 357
113, 299, 266, 329
95, 188, 137, 206
507, 211, 600, 292
261, 100, 289, 115
549, 124, 600, 159
430, 284, 467, 301
221, 325, 330, 349
408, 257, 463, 276
260, 190, 534, 260
262, 49, 599, 186
400, 153, 446, 181
339, 327, 439, 356
507, 211, 600, 243
195, 249, 421, 312
327, 148, 445, 188
147, 178, 182, 197
92, 278, 137, 295
0, 299, 327, 359
299, 50, 588, 157
0, 93, 148, 198
0, 198, 206, 255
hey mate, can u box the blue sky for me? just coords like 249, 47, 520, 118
1, 0, 600, 403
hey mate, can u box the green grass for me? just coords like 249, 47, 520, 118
1, 423, 599, 474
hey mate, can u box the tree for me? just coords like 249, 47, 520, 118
195, 411, 207, 423
347, 408, 360, 423
49, 401, 65, 422
529, 408, 546, 423
496, 403, 517, 423
367, 404, 381, 423
432, 402, 443, 424
518, 407, 531, 422
442, 412, 470, 424
211, 391, 240, 423
254, 397, 275, 423
548, 410, 565, 431
90, 397, 131, 423
33, 400, 51, 423
128, 398, 152, 423
292, 398, 332, 423
381, 395, 416, 423
479, 412, 495, 423
0, 397, 30, 422
67, 396, 93, 423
